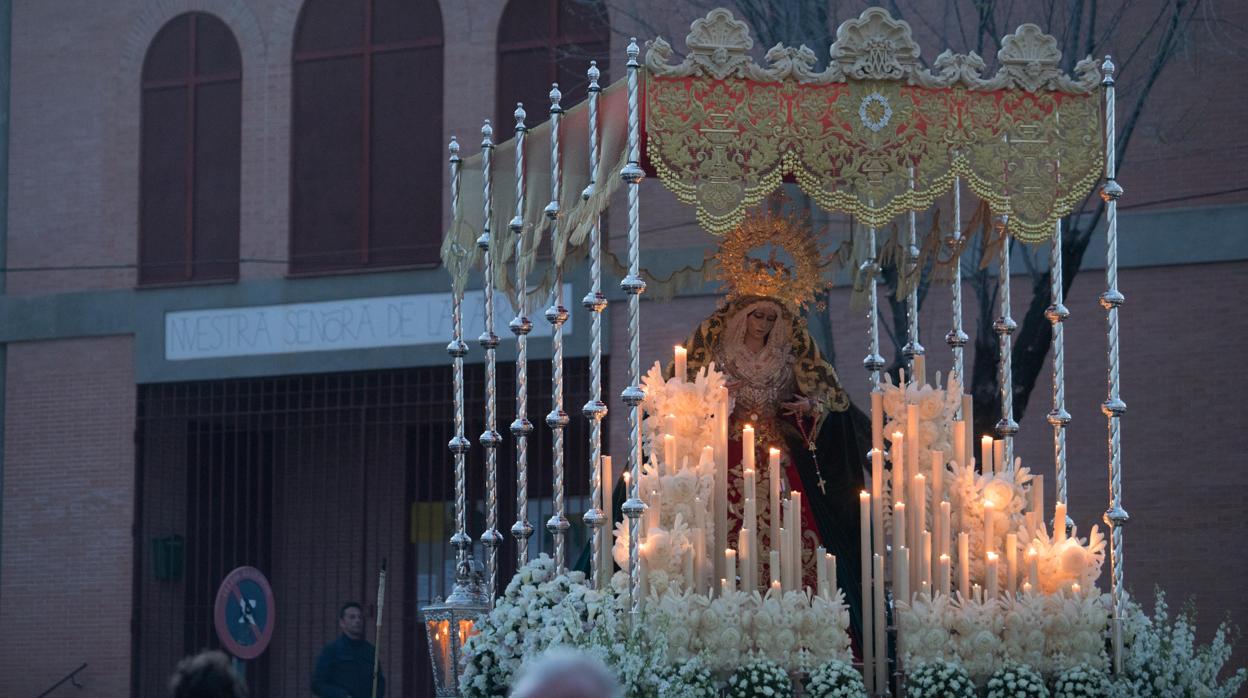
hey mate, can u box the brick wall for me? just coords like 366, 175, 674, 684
0, 336, 136, 696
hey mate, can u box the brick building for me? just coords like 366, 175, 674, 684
0, 1, 1244, 696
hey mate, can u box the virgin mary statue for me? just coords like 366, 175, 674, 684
680, 212, 869, 641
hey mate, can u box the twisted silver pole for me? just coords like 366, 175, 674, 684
902, 169, 925, 377
581, 61, 610, 589
477, 121, 504, 602
946, 179, 968, 400
862, 221, 884, 389
619, 39, 648, 625
1100, 56, 1129, 675
447, 138, 473, 571
509, 104, 535, 566
1047, 219, 1071, 507
544, 84, 571, 573
994, 216, 1018, 470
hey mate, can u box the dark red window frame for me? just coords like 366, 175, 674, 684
290, 0, 445, 274
139, 12, 242, 285
496, 0, 611, 130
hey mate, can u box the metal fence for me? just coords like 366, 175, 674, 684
132, 359, 601, 696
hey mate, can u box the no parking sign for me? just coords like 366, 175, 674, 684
214, 566, 275, 660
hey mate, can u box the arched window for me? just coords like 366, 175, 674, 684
291, 0, 445, 273
496, 0, 610, 130
140, 12, 242, 285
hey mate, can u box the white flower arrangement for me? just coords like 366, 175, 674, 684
1018, 519, 1106, 596
804, 659, 866, 698
640, 360, 727, 468
460, 555, 611, 697
1109, 589, 1247, 697
880, 371, 961, 459
657, 655, 717, 698
898, 589, 1111, 685
985, 662, 1048, 698
726, 656, 793, 698
905, 660, 977, 698
1051, 663, 1108, 698
647, 586, 852, 674
945, 462, 1034, 582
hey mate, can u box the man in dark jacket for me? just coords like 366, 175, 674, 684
312, 602, 385, 698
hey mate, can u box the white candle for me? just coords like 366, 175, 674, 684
817, 544, 828, 594
973, 582, 982, 604
1022, 581, 1032, 595
894, 501, 907, 552
914, 473, 927, 548
871, 449, 885, 570
939, 554, 951, 596
859, 492, 873, 693
650, 488, 662, 530
939, 500, 952, 557
791, 490, 803, 588
952, 421, 966, 470
1055, 501, 1068, 544
742, 424, 755, 473
685, 544, 696, 590
906, 405, 920, 484
695, 497, 707, 593
983, 499, 996, 555
930, 450, 944, 505
1071, 582, 1082, 597
958, 532, 970, 599
827, 553, 837, 596
962, 396, 975, 467
726, 548, 737, 593
739, 528, 752, 593
992, 438, 1004, 474
892, 433, 906, 518
914, 354, 927, 386
777, 529, 788, 591
769, 448, 781, 556
871, 391, 884, 453
981, 435, 993, 474
743, 496, 757, 588
897, 546, 910, 605
715, 396, 729, 585
770, 549, 782, 587
986, 551, 999, 600
673, 345, 687, 382
601, 455, 614, 582
1027, 546, 1040, 589
663, 434, 675, 476
921, 530, 932, 590
873, 554, 887, 692
1005, 532, 1018, 597
1031, 474, 1044, 517
770, 579, 782, 596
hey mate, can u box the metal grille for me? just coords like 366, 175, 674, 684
132, 359, 602, 696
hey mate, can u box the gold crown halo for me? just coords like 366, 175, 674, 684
713, 208, 827, 311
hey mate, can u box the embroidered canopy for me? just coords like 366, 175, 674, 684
440, 7, 1106, 296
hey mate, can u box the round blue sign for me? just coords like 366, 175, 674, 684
214, 566, 275, 659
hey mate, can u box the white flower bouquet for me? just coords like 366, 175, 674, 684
657, 655, 717, 698
804, 659, 866, 697
726, 656, 793, 698
1051, 663, 1108, 698
1109, 589, 1247, 697
986, 662, 1048, 698
905, 660, 977, 698
640, 360, 726, 468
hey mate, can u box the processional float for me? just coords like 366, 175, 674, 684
425, 7, 1126, 695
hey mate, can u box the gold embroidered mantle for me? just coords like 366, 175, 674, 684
644, 8, 1104, 242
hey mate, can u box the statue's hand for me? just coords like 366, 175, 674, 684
780, 397, 815, 416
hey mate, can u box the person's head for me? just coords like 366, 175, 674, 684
168, 650, 247, 698
746, 302, 780, 343
338, 601, 365, 640
509, 649, 620, 698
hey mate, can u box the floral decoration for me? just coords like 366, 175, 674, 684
1052, 663, 1108, 698
985, 662, 1048, 698
656, 655, 717, 698
726, 656, 793, 698
804, 658, 867, 697
905, 660, 978, 697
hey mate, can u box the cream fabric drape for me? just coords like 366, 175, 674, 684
441, 77, 630, 304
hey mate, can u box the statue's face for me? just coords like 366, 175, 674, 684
746, 306, 779, 341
